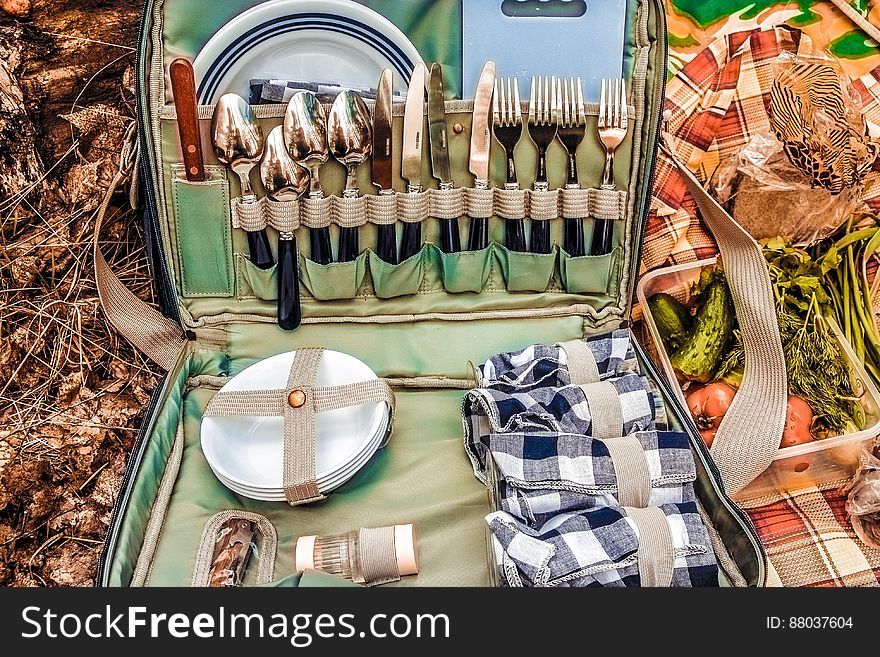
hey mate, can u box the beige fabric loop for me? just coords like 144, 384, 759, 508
367, 193, 397, 226
190, 510, 277, 587
429, 187, 466, 219
336, 195, 369, 228
556, 339, 601, 384
313, 379, 396, 414
590, 188, 627, 221
560, 187, 591, 219
601, 435, 652, 508
357, 526, 401, 586
301, 196, 334, 228
624, 506, 675, 587
397, 191, 429, 224
579, 381, 624, 439
528, 189, 560, 221
663, 139, 787, 496
495, 187, 528, 219
231, 197, 268, 231
465, 187, 494, 218
265, 197, 300, 233
93, 126, 187, 371
284, 348, 324, 505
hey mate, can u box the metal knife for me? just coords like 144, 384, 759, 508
467, 60, 496, 251
427, 62, 461, 253
372, 68, 398, 264
399, 61, 429, 261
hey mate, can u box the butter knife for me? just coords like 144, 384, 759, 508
399, 62, 428, 261
428, 63, 461, 253
372, 68, 398, 264
467, 60, 496, 251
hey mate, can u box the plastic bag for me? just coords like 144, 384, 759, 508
844, 443, 880, 548
711, 51, 878, 247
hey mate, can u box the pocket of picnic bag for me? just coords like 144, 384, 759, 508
559, 247, 621, 295
236, 255, 277, 300
438, 243, 494, 293
299, 251, 368, 300
171, 166, 234, 297
495, 244, 558, 292
191, 511, 278, 587
368, 245, 428, 299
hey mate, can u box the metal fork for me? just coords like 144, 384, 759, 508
492, 76, 527, 252
557, 76, 587, 256
527, 75, 559, 254
591, 77, 628, 255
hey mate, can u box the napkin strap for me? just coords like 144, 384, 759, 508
601, 435, 652, 508
624, 506, 675, 587
556, 339, 601, 384
203, 348, 395, 506
578, 381, 624, 439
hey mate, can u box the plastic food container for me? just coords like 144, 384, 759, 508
636, 257, 880, 503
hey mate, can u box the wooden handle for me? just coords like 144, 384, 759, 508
169, 58, 205, 182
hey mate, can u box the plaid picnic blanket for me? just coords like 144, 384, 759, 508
488, 502, 718, 587
652, 22, 880, 587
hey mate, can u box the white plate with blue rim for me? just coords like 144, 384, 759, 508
201, 349, 390, 494
192, 0, 423, 104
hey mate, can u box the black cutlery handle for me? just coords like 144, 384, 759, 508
467, 217, 488, 252
399, 222, 422, 261
529, 221, 551, 254
504, 219, 527, 252
376, 224, 398, 264
310, 227, 333, 265
337, 226, 359, 262
564, 218, 585, 257
277, 236, 302, 331
439, 218, 461, 254
247, 229, 275, 269
590, 219, 614, 256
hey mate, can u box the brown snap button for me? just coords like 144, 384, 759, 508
288, 388, 306, 408
452, 122, 464, 134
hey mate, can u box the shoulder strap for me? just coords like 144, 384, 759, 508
659, 138, 788, 496
93, 124, 187, 371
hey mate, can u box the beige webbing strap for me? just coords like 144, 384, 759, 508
398, 191, 429, 224
429, 187, 466, 219
624, 506, 675, 587
231, 197, 267, 231
301, 196, 333, 228
662, 139, 787, 495
335, 195, 368, 228
579, 381, 624, 439
265, 197, 300, 234
367, 193, 397, 226
495, 187, 527, 219
560, 187, 591, 219
93, 124, 187, 371
357, 526, 401, 586
528, 189, 559, 221
202, 348, 395, 506
465, 187, 494, 218
602, 435, 651, 508
556, 339, 601, 384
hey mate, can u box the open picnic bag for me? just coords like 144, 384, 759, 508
94, 0, 776, 588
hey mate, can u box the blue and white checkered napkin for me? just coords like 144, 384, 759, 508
463, 372, 657, 458
488, 502, 719, 587
476, 329, 636, 392
483, 430, 697, 526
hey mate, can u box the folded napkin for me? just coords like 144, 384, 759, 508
488, 501, 719, 587
482, 430, 697, 526
476, 329, 637, 392
249, 79, 407, 105
463, 373, 658, 475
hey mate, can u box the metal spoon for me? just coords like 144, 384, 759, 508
327, 90, 373, 262
283, 91, 333, 265
260, 125, 309, 330
211, 93, 274, 269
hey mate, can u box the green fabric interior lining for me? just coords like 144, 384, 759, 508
145, 386, 492, 587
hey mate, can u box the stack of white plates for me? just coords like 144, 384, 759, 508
201, 350, 389, 501
192, 0, 423, 104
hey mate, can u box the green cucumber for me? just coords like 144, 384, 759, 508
647, 292, 692, 351
669, 271, 736, 383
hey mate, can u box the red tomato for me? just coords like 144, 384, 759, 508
780, 395, 814, 448
687, 383, 737, 430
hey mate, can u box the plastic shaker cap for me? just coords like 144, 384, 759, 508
394, 524, 419, 576
294, 534, 317, 572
